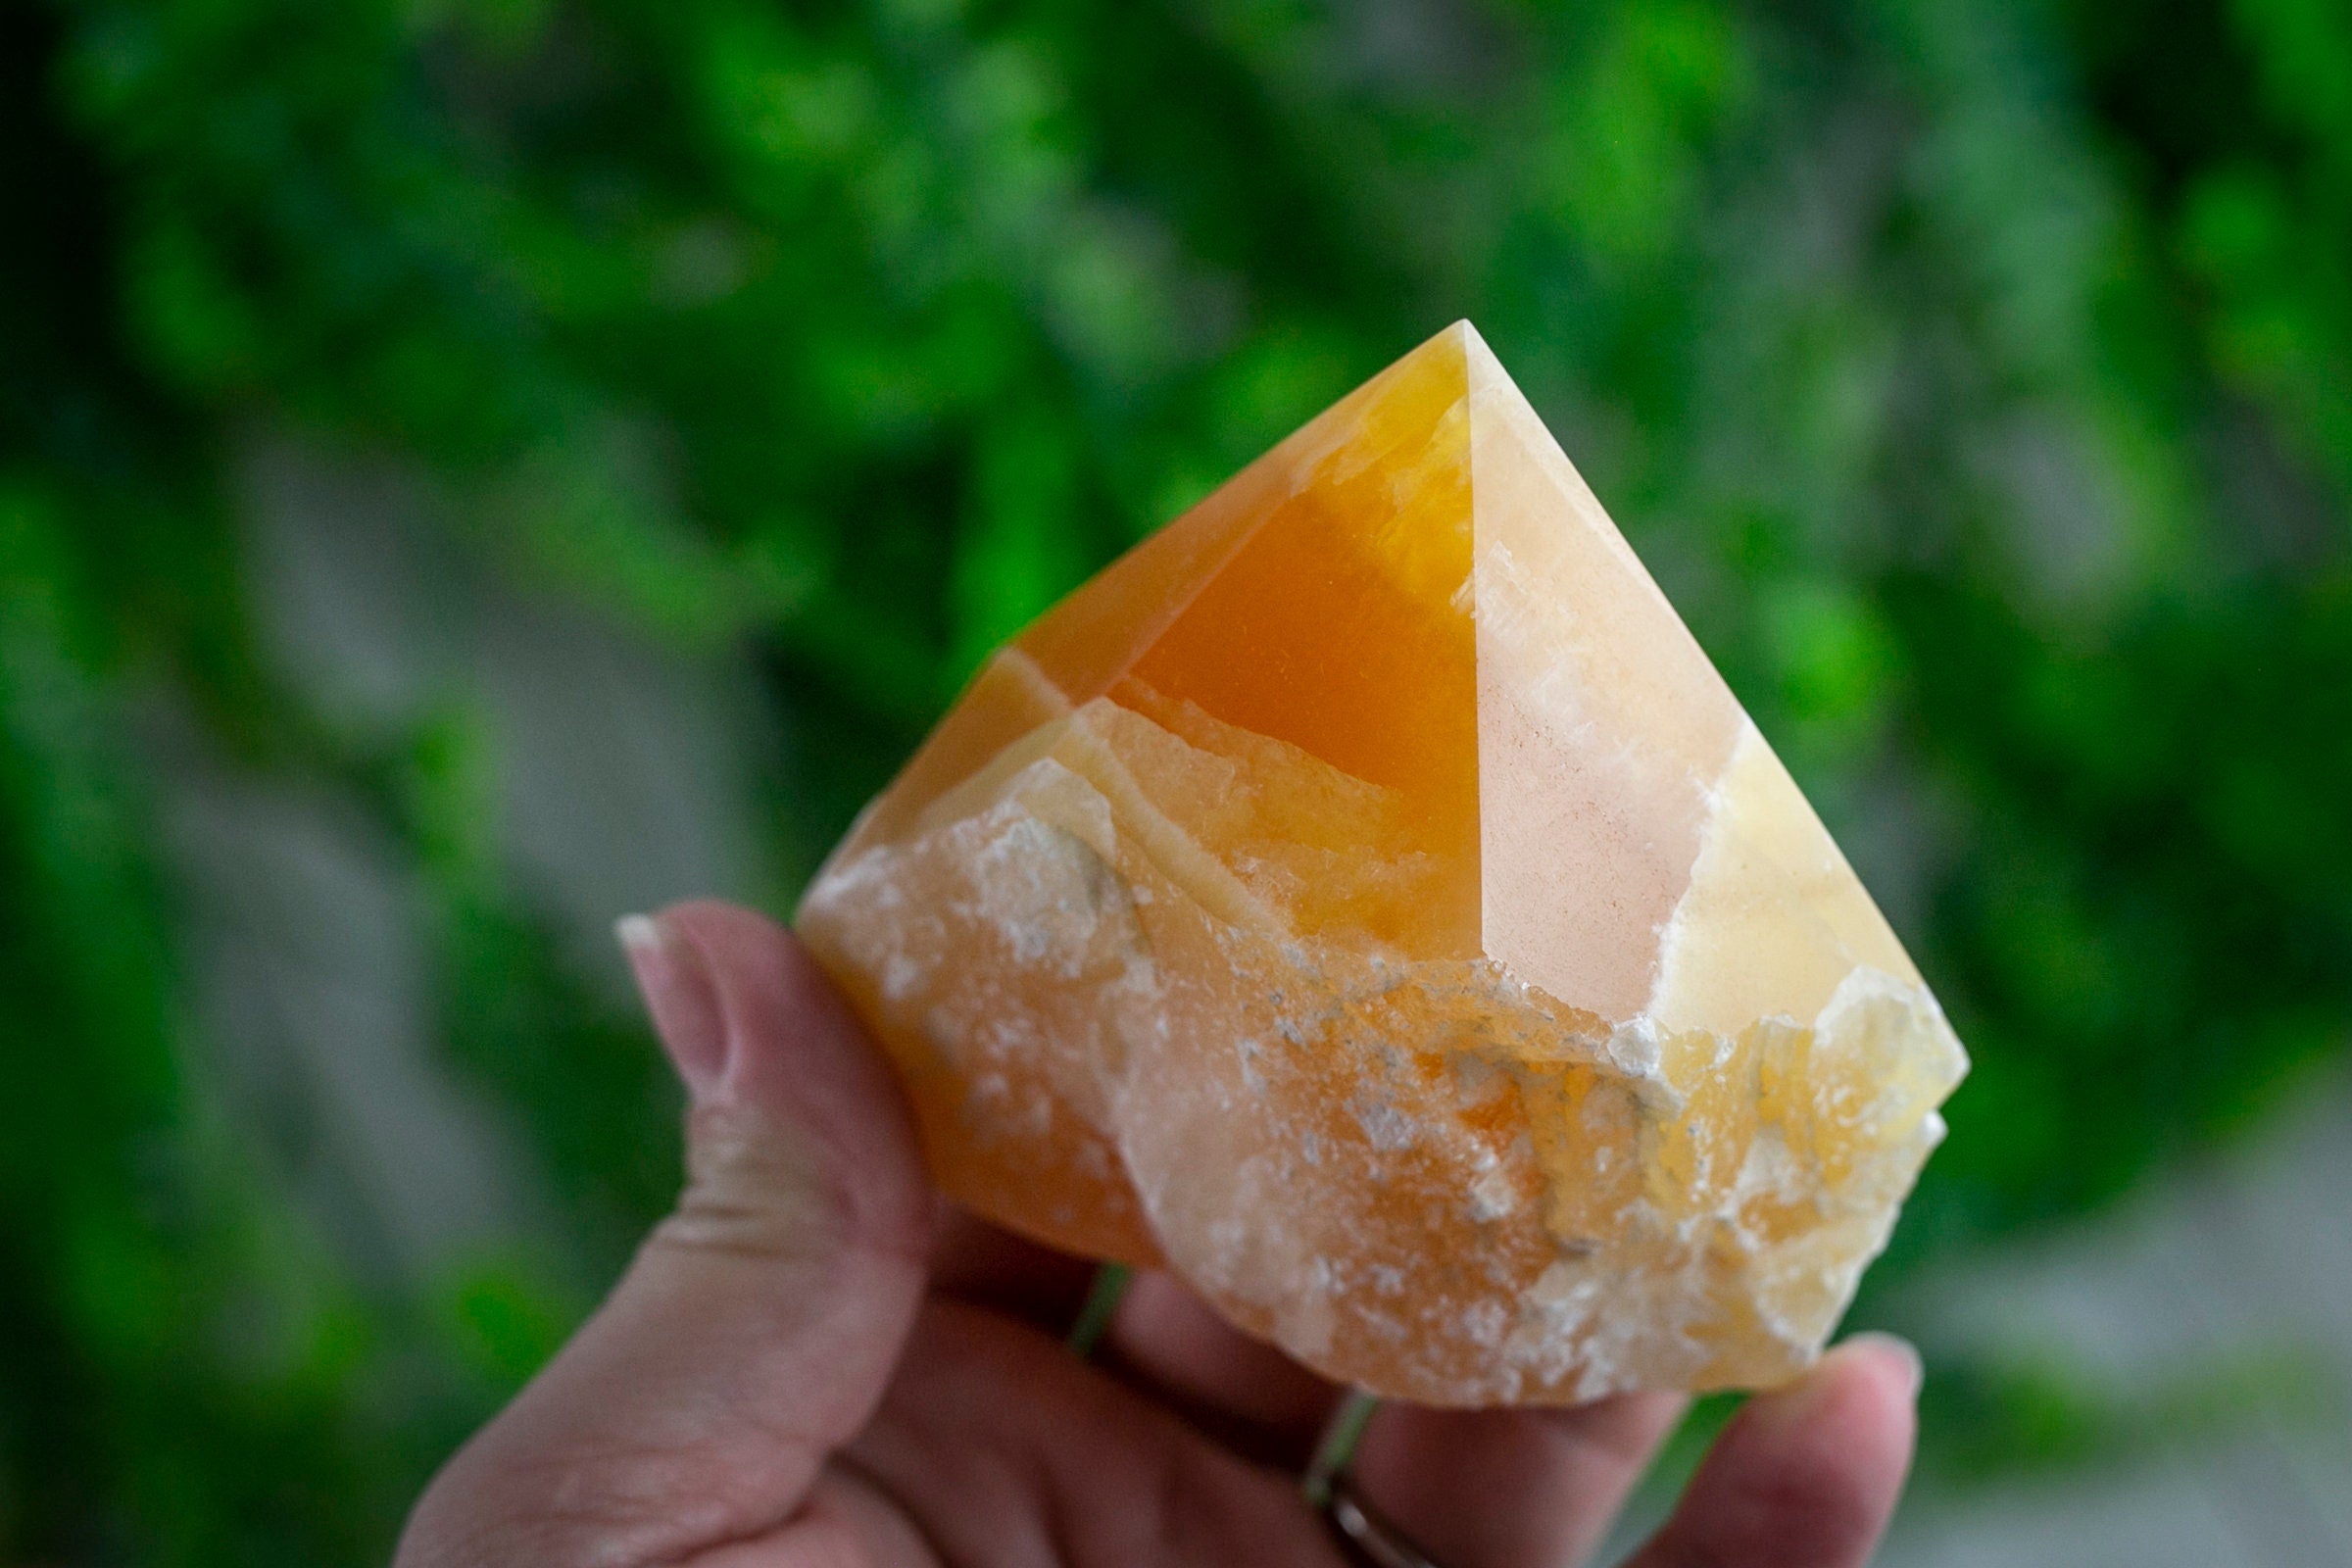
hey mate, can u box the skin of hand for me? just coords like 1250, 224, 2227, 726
396, 900, 1924, 1568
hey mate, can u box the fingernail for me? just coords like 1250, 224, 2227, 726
618, 912, 729, 1102
1840, 1331, 1925, 1397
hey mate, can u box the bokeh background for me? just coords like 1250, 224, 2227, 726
5, 0, 2352, 1560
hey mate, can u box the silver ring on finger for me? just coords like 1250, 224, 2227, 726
1318, 1473, 1444, 1568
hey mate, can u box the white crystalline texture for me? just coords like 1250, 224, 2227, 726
799, 323, 1968, 1404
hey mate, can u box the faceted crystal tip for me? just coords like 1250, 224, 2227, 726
799, 321, 1967, 1404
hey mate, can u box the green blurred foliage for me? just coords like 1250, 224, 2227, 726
1920, 1339, 2347, 1483
4, 0, 2351, 1556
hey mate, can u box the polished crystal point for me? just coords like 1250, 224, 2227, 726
799, 322, 1967, 1404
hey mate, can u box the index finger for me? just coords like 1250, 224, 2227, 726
930, 1206, 1100, 1329
1099, 1269, 1348, 1466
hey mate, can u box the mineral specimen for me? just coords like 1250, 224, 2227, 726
798, 322, 1967, 1405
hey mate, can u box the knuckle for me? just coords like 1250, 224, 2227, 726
652, 1103, 842, 1263
655, 1102, 932, 1270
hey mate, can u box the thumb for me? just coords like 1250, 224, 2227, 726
398, 901, 934, 1568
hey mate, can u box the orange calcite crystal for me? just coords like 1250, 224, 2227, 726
798, 323, 1967, 1404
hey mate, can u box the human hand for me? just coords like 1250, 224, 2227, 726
397, 900, 1922, 1568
